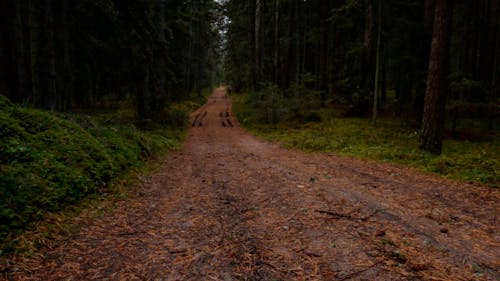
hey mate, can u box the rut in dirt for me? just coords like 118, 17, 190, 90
2, 88, 499, 281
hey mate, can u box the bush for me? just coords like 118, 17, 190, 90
0, 96, 184, 251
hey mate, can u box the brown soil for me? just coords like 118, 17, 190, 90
2, 88, 499, 280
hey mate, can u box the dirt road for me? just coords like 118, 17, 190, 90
3, 88, 499, 280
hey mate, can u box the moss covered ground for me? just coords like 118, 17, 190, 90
232, 93, 499, 187
0, 94, 206, 253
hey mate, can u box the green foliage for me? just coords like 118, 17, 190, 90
233, 94, 499, 187
0, 97, 184, 251
233, 83, 322, 127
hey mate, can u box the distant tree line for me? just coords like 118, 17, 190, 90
223, 0, 499, 153
0, 0, 222, 119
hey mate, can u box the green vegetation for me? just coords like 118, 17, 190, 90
233, 93, 499, 187
0, 95, 194, 253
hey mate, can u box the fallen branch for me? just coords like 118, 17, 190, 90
314, 209, 380, 222
314, 210, 354, 220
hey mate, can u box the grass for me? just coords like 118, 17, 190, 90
0, 94, 200, 254
232, 93, 499, 187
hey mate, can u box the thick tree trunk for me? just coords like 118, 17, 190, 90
420, 0, 452, 154
415, 0, 437, 128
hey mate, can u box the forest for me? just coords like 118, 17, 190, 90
0, 0, 499, 280
224, 0, 498, 151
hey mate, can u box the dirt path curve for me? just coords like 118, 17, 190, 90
3, 88, 499, 280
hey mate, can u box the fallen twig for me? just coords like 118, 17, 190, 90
314, 209, 380, 222
314, 210, 354, 220
339, 260, 385, 280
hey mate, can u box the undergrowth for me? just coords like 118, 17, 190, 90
233, 93, 499, 187
0, 95, 189, 253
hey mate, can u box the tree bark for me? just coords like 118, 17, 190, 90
13, 0, 28, 103
372, 0, 381, 125
152, 0, 166, 110
479, 0, 498, 94
274, 0, 280, 85
283, 1, 295, 89
362, 0, 374, 94
424, 0, 436, 32
0, 1, 12, 99
137, 61, 151, 120
254, 0, 262, 88
415, 0, 437, 128
29, 0, 40, 105
36, 0, 57, 110
319, 0, 328, 106
420, 0, 452, 154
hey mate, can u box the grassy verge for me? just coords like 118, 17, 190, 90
233, 93, 499, 187
0, 94, 201, 254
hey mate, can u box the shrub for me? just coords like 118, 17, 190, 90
0, 96, 184, 252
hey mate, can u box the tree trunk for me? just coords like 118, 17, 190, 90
283, 1, 295, 89
424, 0, 436, 32
372, 0, 381, 125
254, 0, 262, 88
420, 0, 452, 154
381, 54, 386, 105
152, 0, 166, 110
319, 0, 328, 106
362, 0, 374, 94
36, 0, 57, 110
13, 0, 28, 103
294, 0, 301, 86
415, 0, 437, 128
29, 0, 40, 106
0, 1, 12, 99
249, 0, 256, 91
274, 0, 280, 85
61, 0, 72, 111
479, 0, 498, 94
137, 62, 151, 120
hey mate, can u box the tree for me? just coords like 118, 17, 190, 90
372, 0, 381, 125
255, 0, 262, 88
420, 0, 452, 154
319, 0, 329, 106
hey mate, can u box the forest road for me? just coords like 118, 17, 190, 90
5, 87, 499, 280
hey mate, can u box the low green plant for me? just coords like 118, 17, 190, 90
0, 95, 187, 252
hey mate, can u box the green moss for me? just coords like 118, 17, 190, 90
0, 97, 186, 252
233, 94, 499, 187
